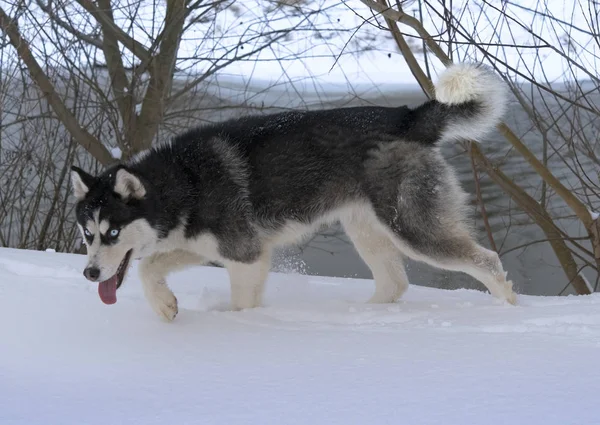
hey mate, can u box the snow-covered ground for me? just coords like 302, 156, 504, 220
186, 0, 600, 86
11, 0, 596, 91
2, 247, 600, 424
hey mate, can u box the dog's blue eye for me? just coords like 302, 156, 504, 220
109, 229, 120, 238
83, 228, 92, 237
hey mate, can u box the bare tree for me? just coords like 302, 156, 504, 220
0, 0, 334, 163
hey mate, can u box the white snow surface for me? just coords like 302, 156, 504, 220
180, 0, 598, 86
2, 247, 600, 425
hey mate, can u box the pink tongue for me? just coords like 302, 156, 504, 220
98, 276, 117, 305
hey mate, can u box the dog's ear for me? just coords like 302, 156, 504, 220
114, 168, 146, 200
70, 166, 96, 201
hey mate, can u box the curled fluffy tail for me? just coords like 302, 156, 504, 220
435, 63, 507, 143
405, 63, 508, 145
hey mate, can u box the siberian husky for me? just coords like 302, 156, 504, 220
71, 63, 517, 321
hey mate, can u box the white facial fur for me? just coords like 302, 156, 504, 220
79, 208, 159, 281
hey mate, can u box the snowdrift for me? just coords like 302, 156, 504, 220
1, 247, 600, 425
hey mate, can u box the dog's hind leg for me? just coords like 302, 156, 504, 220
455, 243, 517, 305
365, 148, 517, 305
342, 213, 409, 304
381, 220, 517, 305
139, 249, 207, 321
407, 238, 517, 305
224, 252, 272, 310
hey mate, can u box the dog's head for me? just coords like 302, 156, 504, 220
71, 165, 157, 304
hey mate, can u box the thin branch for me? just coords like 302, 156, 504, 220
35, 0, 103, 48
74, 0, 152, 64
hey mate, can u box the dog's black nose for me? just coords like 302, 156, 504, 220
84, 267, 100, 281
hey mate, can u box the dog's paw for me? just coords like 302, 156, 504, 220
367, 283, 406, 304
492, 279, 518, 306
147, 285, 178, 322
504, 285, 518, 306
230, 299, 260, 311
230, 287, 262, 311
367, 293, 398, 304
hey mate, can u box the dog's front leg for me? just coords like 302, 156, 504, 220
139, 250, 206, 321
224, 254, 271, 311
